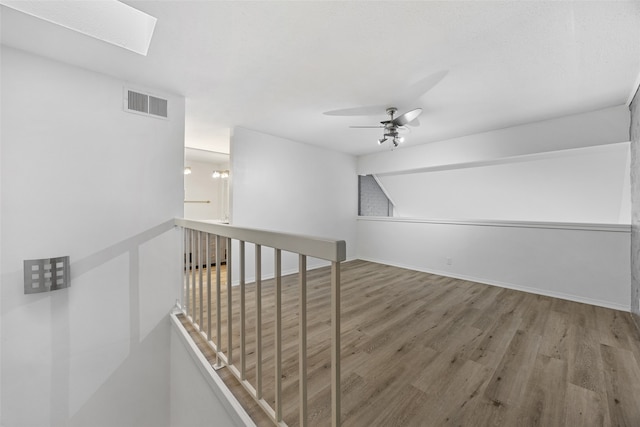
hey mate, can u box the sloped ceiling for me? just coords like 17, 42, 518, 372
1, 1, 639, 155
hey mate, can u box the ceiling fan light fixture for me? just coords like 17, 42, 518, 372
336, 105, 427, 149
375, 108, 422, 148
212, 170, 229, 179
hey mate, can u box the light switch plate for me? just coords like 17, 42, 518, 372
24, 256, 70, 294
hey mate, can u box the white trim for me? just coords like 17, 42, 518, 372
176, 218, 346, 262
357, 257, 630, 312
169, 311, 256, 427
356, 216, 630, 233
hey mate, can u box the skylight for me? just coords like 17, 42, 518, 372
0, 0, 157, 56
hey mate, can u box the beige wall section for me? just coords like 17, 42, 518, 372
630, 90, 640, 331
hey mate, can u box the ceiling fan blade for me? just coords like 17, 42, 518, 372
323, 105, 386, 117
393, 70, 448, 105
325, 70, 447, 119
407, 118, 420, 127
392, 108, 422, 126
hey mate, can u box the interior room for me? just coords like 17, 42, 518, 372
1, 1, 640, 426
184, 147, 230, 222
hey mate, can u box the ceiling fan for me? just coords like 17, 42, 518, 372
323, 70, 447, 147
350, 107, 422, 147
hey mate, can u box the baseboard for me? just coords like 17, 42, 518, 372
169, 311, 256, 427
357, 257, 630, 312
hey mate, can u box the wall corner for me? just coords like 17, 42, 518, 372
629, 87, 640, 333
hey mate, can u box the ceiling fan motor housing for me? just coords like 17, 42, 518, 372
350, 106, 422, 148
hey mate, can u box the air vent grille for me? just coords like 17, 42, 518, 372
149, 96, 168, 118
128, 90, 148, 113
125, 88, 168, 119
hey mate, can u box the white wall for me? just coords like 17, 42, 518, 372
169, 322, 253, 427
378, 142, 631, 223
631, 87, 640, 329
184, 159, 229, 221
357, 218, 631, 310
355, 106, 632, 310
358, 105, 630, 175
230, 127, 357, 281
1, 47, 184, 427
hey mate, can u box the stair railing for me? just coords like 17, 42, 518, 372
175, 218, 346, 427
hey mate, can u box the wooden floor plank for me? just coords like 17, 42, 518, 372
596, 306, 640, 352
519, 294, 553, 337
538, 309, 571, 360
178, 259, 640, 427
564, 383, 611, 427
568, 324, 606, 394
469, 308, 522, 369
504, 354, 567, 426
483, 329, 542, 406
416, 358, 491, 426
600, 344, 640, 426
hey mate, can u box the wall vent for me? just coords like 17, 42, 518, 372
124, 88, 168, 119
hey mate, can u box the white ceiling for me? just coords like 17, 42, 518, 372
2, 1, 640, 156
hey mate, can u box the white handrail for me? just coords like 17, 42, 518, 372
175, 218, 347, 262
176, 218, 345, 427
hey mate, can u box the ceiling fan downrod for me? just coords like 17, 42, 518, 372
378, 107, 404, 147
385, 107, 397, 120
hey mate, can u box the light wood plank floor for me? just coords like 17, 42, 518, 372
179, 260, 640, 426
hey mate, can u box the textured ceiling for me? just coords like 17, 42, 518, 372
2, 1, 640, 156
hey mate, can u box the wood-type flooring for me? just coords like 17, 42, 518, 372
179, 259, 640, 427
